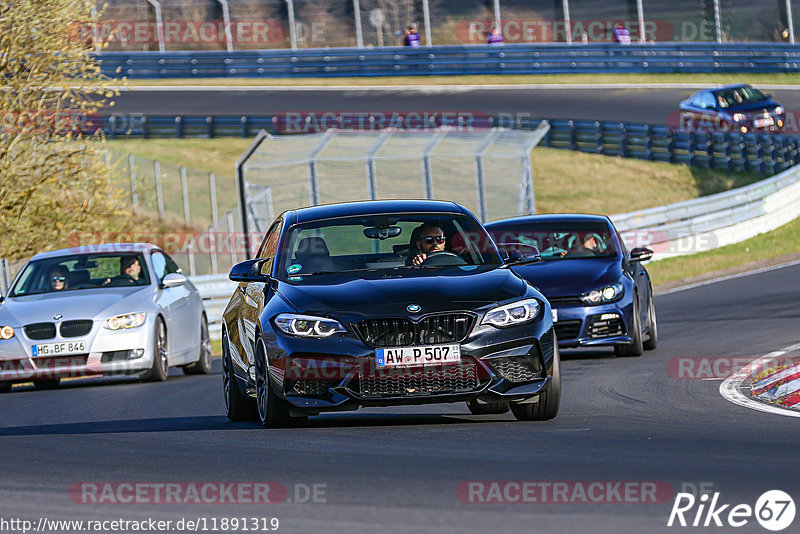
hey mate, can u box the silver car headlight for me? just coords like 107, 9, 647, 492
482, 299, 541, 328
0, 326, 14, 339
274, 314, 346, 337
104, 313, 146, 330
581, 283, 624, 305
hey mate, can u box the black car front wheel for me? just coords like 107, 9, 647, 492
643, 291, 658, 351
222, 330, 257, 422
0, 382, 12, 393
511, 338, 561, 421
615, 294, 644, 357
255, 341, 305, 428
34, 379, 60, 389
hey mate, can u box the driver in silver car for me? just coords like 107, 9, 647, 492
409, 224, 446, 266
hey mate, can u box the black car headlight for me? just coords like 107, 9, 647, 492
274, 314, 346, 337
581, 283, 624, 305
482, 299, 541, 328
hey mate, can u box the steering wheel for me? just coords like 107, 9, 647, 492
419, 251, 467, 266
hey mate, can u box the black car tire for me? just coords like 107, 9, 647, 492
34, 379, 60, 389
466, 399, 510, 415
222, 330, 257, 422
255, 341, 305, 428
183, 314, 212, 375
643, 291, 658, 351
615, 295, 644, 357
511, 338, 561, 421
145, 317, 169, 381
0, 382, 13, 393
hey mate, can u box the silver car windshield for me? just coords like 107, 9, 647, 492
9, 254, 151, 296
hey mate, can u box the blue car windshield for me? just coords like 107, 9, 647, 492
10, 254, 151, 296
714, 86, 767, 108
488, 221, 617, 261
277, 214, 501, 279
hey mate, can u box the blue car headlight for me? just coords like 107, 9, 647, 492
732, 113, 747, 122
482, 299, 541, 328
274, 314, 346, 337
581, 283, 624, 305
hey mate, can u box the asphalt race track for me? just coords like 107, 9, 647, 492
111, 87, 800, 125
1, 263, 798, 534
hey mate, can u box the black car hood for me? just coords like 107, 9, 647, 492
510, 258, 623, 298
276, 267, 526, 319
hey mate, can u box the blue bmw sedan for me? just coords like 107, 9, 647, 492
485, 214, 657, 357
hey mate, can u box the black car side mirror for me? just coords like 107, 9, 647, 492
229, 258, 271, 282
629, 247, 654, 263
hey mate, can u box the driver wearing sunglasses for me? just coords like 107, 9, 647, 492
410, 224, 447, 266
48, 267, 69, 291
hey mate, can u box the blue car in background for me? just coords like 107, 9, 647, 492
485, 214, 657, 357
679, 83, 785, 134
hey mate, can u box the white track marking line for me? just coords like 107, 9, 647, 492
719, 342, 800, 418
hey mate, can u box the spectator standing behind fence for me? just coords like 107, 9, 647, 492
487, 27, 503, 45
403, 24, 421, 47
613, 23, 631, 45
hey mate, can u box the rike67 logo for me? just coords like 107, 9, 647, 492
668, 490, 796, 531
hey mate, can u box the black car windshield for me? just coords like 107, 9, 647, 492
277, 214, 501, 279
10, 253, 151, 296
488, 221, 617, 261
714, 86, 767, 108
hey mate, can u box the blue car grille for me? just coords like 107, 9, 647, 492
588, 315, 625, 339
554, 320, 582, 340
355, 314, 475, 348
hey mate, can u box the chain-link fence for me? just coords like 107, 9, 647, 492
94, 0, 800, 52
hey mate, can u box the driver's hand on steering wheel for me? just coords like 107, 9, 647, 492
412, 253, 427, 266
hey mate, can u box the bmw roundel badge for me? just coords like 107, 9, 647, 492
53, 314, 62, 320
406, 304, 421, 313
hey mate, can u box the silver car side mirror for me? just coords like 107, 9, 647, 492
162, 273, 188, 288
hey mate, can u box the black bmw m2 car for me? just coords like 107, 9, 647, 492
221, 200, 559, 427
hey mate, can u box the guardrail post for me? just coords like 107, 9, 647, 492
240, 116, 248, 138
187, 240, 196, 277
645, 125, 653, 160
141, 116, 148, 139
0, 258, 9, 296
208, 225, 218, 274
568, 120, 577, 151
181, 166, 191, 223
154, 160, 164, 219
109, 115, 117, 140
209, 172, 219, 227
666, 129, 675, 163
175, 116, 183, 138
206, 116, 214, 138
128, 154, 138, 212
687, 133, 696, 167
594, 122, 603, 154
226, 210, 237, 267
620, 123, 629, 158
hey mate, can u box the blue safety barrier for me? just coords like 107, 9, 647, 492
98, 43, 800, 78
100, 113, 800, 175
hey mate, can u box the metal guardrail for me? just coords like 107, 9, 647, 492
98, 43, 800, 78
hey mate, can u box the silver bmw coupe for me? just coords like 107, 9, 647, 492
0, 243, 211, 392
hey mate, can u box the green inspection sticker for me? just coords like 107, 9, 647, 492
288, 276, 303, 281
287, 264, 302, 274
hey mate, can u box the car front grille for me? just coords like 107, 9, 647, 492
547, 296, 584, 307
554, 319, 582, 340
287, 379, 341, 396
60, 320, 93, 338
587, 315, 625, 339
489, 356, 543, 383
24, 322, 56, 340
356, 313, 475, 348
355, 360, 485, 397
